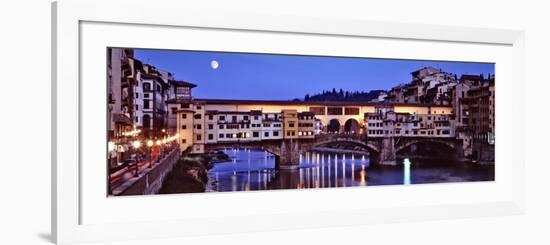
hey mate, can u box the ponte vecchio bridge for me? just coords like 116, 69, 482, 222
195, 99, 461, 169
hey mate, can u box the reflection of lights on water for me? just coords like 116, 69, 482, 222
403, 158, 411, 185
316, 153, 320, 164
231, 174, 237, 191
351, 163, 355, 182
360, 168, 367, 186
299, 168, 303, 188
334, 155, 338, 187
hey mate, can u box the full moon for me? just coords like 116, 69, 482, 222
210, 60, 219, 69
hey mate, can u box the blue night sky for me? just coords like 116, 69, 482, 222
135, 49, 494, 100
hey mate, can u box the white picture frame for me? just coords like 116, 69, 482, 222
52, 0, 525, 244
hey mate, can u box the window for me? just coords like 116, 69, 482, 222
226, 133, 232, 138
244, 116, 249, 120
196, 124, 202, 130
135, 92, 139, 98
208, 115, 214, 120
219, 115, 225, 121
194, 114, 202, 119
289, 123, 295, 127
181, 125, 187, 129
196, 134, 202, 141
219, 134, 224, 138
181, 139, 186, 144
309, 107, 325, 115
254, 116, 259, 120
273, 131, 279, 136
219, 125, 224, 129
253, 132, 259, 138
156, 84, 161, 92
176, 87, 190, 96
232, 116, 237, 122
135, 105, 139, 110
142, 115, 151, 129
208, 124, 213, 130
144, 93, 150, 98
264, 132, 269, 137
208, 134, 213, 140
196, 105, 202, 109
144, 100, 150, 109
181, 113, 187, 119
344, 107, 360, 115
171, 107, 177, 115
327, 107, 343, 115
143, 82, 151, 91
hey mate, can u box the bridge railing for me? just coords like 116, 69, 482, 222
314, 132, 368, 142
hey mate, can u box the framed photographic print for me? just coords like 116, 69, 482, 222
52, 0, 525, 244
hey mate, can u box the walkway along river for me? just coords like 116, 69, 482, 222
205, 148, 495, 192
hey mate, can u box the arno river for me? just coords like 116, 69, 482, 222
206, 148, 495, 192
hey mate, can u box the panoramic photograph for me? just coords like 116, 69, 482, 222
107, 47, 495, 196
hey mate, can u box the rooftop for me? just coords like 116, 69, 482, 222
172, 80, 197, 88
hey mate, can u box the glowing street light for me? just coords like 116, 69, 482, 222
156, 140, 162, 146
146, 140, 154, 147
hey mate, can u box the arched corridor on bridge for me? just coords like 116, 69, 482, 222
327, 119, 341, 133
344, 118, 360, 133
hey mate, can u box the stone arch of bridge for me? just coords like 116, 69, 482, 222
395, 138, 456, 154
307, 138, 380, 161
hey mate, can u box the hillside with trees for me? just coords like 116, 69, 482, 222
303, 88, 385, 102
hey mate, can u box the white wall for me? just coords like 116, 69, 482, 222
1, 0, 549, 244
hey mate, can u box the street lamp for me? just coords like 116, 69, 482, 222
132, 141, 141, 177
147, 140, 154, 168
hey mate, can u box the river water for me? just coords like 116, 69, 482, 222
206, 148, 494, 192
